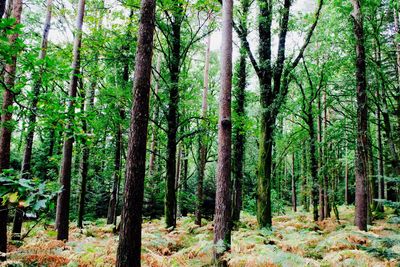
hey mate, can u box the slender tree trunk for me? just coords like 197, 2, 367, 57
317, 93, 324, 220
107, 110, 124, 225
323, 92, 329, 218
56, 0, 85, 240
291, 152, 297, 212
232, 0, 248, 222
195, 32, 211, 226
351, 0, 368, 231
393, 8, 400, 141
308, 111, 319, 221
165, 9, 183, 229
115, 0, 155, 263
149, 55, 161, 175
301, 146, 309, 211
180, 145, 189, 216
213, 0, 232, 263
0, 0, 22, 260
376, 97, 384, 205
11, 0, 53, 240
345, 139, 349, 205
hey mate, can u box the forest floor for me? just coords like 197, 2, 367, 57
2, 206, 400, 267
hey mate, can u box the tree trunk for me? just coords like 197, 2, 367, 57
195, 32, 211, 226
291, 152, 297, 212
308, 111, 319, 221
115, 0, 155, 264
213, 0, 232, 263
149, 54, 161, 175
107, 110, 124, 225
345, 139, 349, 205
165, 8, 182, 229
317, 92, 324, 220
323, 92, 329, 218
351, 0, 368, 231
0, 0, 22, 260
56, 0, 85, 241
11, 0, 53, 240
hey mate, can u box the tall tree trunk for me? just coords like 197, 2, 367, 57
107, 110, 124, 225
301, 146, 309, 211
149, 54, 161, 175
345, 138, 349, 205
232, 0, 248, 223
56, 0, 85, 240
323, 92, 329, 218
0, 0, 22, 260
165, 8, 183, 229
317, 92, 324, 220
180, 145, 189, 216
213, 0, 232, 263
291, 152, 297, 212
115, 0, 156, 263
308, 111, 319, 221
77, 82, 94, 229
393, 8, 400, 141
195, 32, 211, 226
351, 0, 368, 231
11, 0, 53, 240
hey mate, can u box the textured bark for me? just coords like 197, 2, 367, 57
165, 6, 183, 229
213, 0, 232, 263
11, 0, 53, 240
195, 32, 211, 226
232, 0, 248, 224
56, 0, 85, 240
351, 0, 368, 231
115, 0, 155, 264
0, 0, 22, 260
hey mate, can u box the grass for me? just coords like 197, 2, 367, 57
2, 206, 399, 266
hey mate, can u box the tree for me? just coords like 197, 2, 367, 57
231, 0, 249, 224
12, 0, 53, 240
195, 28, 211, 226
115, 0, 156, 264
55, 0, 86, 240
351, 0, 368, 231
213, 0, 232, 263
235, 0, 323, 228
0, 0, 22, 260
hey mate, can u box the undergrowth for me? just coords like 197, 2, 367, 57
2, 206, 399, 266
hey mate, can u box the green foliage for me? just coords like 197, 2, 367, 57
0, 169, 59, 213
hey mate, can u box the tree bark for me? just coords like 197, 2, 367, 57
351, 0, 368, 231
195, 31, 211, 226
115, 0, 155, 264
107, 110, 124, 225
165, 7, 183, 229
148, 54, 161, 175
56, 0, 85, 241
0, 0, 22, 260
11, 0, 53, 240
213, 0, 232, 263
